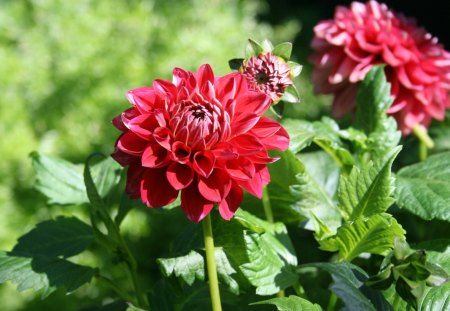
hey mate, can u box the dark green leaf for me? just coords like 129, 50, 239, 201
394, 152, 450, 221
0, 251, 94, 298
252, 295, 322, 310
354, 66, 393, 135
320, 214, 405, 261
306, 262, 392, 311
228, 58, 244, 71
272, 42, 292, 61
338, 147, 401, 220
11, 217, 93, 258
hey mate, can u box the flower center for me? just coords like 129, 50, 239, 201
255, 72, 270, 85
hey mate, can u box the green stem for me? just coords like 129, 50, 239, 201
412, 124, 434, 161
326, 293, 338, 311
96, 274, 135, 304
202, 214, 222, 311
262, 186, 274, 223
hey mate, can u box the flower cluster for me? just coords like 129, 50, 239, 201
310, 0, 450, 134
112, 65, 289, 222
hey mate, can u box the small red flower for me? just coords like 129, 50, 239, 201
112, 65, 289, 222
310, 0, 450, 134
241, 52, 293, 102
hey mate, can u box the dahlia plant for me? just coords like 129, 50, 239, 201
1, 3, 449, 311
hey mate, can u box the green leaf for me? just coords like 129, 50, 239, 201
288, 61, 302, 77
252, 295, 323, 310
281, 85, 300, 103
320, 214, 405, 261
226, 210, 298, 295
383, 284, 414, 311
11, 217, 94, 258
228, 58, 244, 71
31, 152, 121, 205
0, 251, 95, 298
157, 250, 204, 286
418, 281, 450, 311
338, 147, 401, 220
354, 66, 393, 135
306, 262, 392, 311
246, 38, 264, 57
272, 42, 292, 61
261, 39, 274, 52
394, 152, 450, 221
412, 240, 450, 274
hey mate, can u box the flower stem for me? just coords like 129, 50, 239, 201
262, 185, 274, 223
326, 293, 338, 311
412, 124, 434, 161
202, 214, 222, 311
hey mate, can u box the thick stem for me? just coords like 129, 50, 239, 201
262, 185, 274, 223
326, 293, 338, 311
202, 214, 222, 311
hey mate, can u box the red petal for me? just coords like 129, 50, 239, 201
226, 157, 255, 181
231, 112, 260, 137
229, 134, 264, 156
238, 165, 270, 198
198, 169, 231, 202
153, 127, 173, 150
235, 92, 271, 115
193, 150, 215, 177
171, 141, 191, 164
140, 169, 178, 208
127, 114, 158, 140
196, 64, 215, 88
117, 131, 148, 155
166, 162, 194, 190
126, 164, 145, 199
142, 143, 170, 168
111, 148, 138, 166
250, 116, 281, 138
259, 126, 289, 151
181, 182, 214, 222
218, 182, 243, 220
127, 87, 156, 113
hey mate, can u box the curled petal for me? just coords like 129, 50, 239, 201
117, 131, 148, 156
142, 143, 170, 168
226, 157, 255, 181
198, 169, 231, 202
218, 182, 243, 220
238, 165, 270, 198
193, 150, 215, 177
171, 141, 191, 164
166, 162, 194, 190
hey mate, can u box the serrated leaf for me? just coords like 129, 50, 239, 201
281, 85, 300, 103
306, 262, 392, 311
157, 250, 204, 286
338, 147, 401, 220
272, 42, 292, 61
288, 61, 302, 77
240, 231, 298, 295
394, 152, 450, 222
31, 152, 121, 205
228, 58, 244, 71
320, 214, 405, 261
11, 217, 94, 258
355, 66, 393, 134
253, 295, 323, 310
418, 281, 450, 311
0, 251, 94, 298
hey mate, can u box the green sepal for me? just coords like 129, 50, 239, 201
228, 58, 244, 71
272, 42, 292, 61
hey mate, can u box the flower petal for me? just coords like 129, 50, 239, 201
218, 182, 243, 220
117, 131, 148, 155
140, 168, 178, 208
142, 143, 170, 168
181, 182, 214, 222
166, 162, 194, 190
198, 169, 231, 202
193, 150, 215, 177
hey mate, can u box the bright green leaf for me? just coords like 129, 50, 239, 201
252, 295, 322, 310
281, 84, 300, 103
11, 217, 93, 258
338, 147, 401, 220
0, 251, 95, 298
288, 61, 302, 77
157, 250, 205, 286
418, 281, 450, 311
272, 42, 292, 61
320, 214, 405, 261
31, 152, 121, 205
246, 38, 264, 57
395, 152, 450, 221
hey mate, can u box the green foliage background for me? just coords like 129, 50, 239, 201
0, 0, 301, 309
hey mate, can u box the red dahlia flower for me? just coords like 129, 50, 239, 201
241, 52, 293, 102
112, 65, 289, 222
310, 0, 450, 134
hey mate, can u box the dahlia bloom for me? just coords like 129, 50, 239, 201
112, 65, 289, 222
310, 0, 450, 134
241, 52, 293, 102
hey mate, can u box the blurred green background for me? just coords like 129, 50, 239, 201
1, 0, 448, 310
